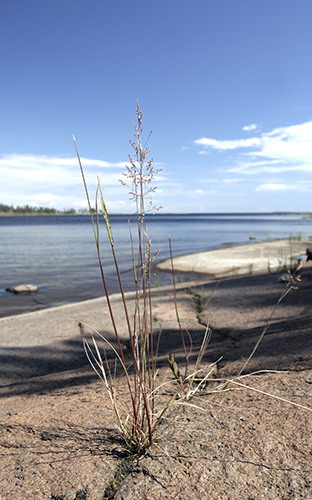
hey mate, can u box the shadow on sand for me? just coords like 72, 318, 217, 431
1, 268, 311, 398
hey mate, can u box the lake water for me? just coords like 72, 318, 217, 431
1, 213, 311, 317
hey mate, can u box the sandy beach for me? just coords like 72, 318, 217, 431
0, 239, 311, 499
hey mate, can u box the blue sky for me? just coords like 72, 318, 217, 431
1, 0, 312, 213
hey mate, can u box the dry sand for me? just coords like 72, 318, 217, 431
0, 240, 311, 499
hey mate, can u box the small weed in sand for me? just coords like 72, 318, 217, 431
187, 289, 209, 313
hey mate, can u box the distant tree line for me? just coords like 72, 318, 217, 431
0, 203, 80, 214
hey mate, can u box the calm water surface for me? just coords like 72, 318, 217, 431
1, 213, 311, 317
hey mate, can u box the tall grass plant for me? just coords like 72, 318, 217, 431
74, 103, 311, 455
74, 103, 182, 454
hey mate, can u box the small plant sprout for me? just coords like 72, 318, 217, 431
188, 289, 209, 313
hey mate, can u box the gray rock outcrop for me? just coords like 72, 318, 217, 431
6, 284, 39, 294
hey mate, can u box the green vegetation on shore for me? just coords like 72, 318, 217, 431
0, 203, 80, 215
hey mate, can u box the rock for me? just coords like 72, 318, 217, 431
306, 247, 312, 261
278, 273, 292, 283
5, 284, 39, 294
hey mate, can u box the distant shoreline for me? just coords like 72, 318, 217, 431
0, 212, 87, 217
1, 211, 312, 217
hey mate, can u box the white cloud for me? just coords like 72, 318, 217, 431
231, 163, 312, 174
253, 122, 312, 164
0, 163, 121, 190
195, 121, 312, 175
199, 177, 244, 184
195, 137, 261, 150
0, 190, 86, 208
256, 181, 312, 192
256, 183, 289, 191
158, 186, 218, 199
0, 154, 125, 190
186, 188, 217, 197
222, 178, 243, 184
242, 123, 258, 132
0, 153, 170, 211
0, 154, 125, 169
0, 153, 129, 209
103, 199, 127, 210
229, 160, 282, 173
